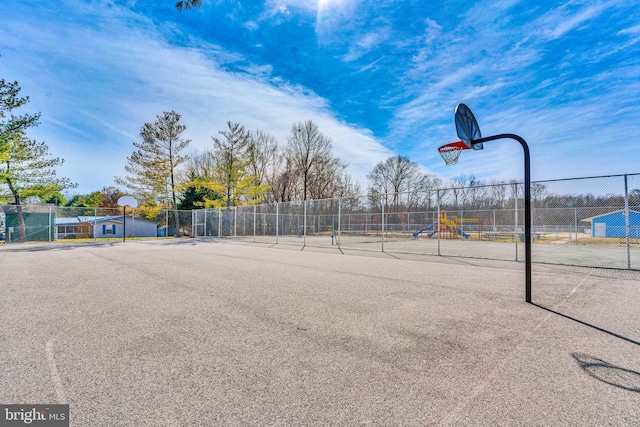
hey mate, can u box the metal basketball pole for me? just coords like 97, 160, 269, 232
472, 133, 531, 303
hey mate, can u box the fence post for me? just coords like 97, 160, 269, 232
625, 174, 631, 269
303, 200, 307, 249
242, 209, 245, 238
49, 206, 52, 242
514, 186, 519, 262
338, 197, 341, 250
407, 211, 410, 233
381, 194, 385, 252
437, 190, 441, 256
574, 207, 578, 244
253, 205, 256, 243
94, 207, 97, 241
493, 209, 496, 241
275, 202, 279, 245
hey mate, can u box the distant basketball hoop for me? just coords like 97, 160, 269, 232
117, 195, 138, 209
117, 196, 138, 243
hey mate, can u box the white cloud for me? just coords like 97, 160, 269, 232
341, 30, 389, 62
2, 0, 638, 197
536, 1, 613, 41
619, 23, 640, 35
378, 0, 640, 185
0, 0, 389, 194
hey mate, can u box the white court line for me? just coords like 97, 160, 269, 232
439, 270, 593, 425
567, 273, 591, 299
45, 337, 67, 404
438, 306, 556, 426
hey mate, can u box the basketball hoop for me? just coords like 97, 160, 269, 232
438, 141, 470, 166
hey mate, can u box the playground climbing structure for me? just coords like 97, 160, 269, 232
412, 210, 482, 239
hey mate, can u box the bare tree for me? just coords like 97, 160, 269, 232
247, 130, 279, 188
269, 157, 295, 203
367, 155, 422, 213
531, 182, 548, 207
488, 179, 509, 209
335, 173, 362, 199
412, 173, 443, 211
443, 175, 484, 210
182, 150, 217, 181
284, 120, 339, 201
307, 154, 347, 200
97, 186, 126, 215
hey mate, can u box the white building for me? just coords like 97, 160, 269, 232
55, 215, 158, 239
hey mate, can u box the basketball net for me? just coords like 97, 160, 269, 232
438, 141, 470, 166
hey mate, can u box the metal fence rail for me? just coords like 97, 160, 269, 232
2, 173, 639, 270
191, 174, 640, 270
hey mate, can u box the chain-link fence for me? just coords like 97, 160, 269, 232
0, 205, 193, 242
0, 204, 56, 243
191, 174, 640, 270
2, 173, 639, 270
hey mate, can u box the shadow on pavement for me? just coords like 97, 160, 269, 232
572, 353, 640, 393
533, 303, 640, 347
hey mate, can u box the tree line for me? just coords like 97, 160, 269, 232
107, 112, 365, 233
3, 80, 638, 239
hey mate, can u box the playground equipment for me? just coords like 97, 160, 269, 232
413, 210, 481, 239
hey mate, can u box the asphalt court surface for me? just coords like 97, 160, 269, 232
250, 233, 640, 270
1, 239, 639, 426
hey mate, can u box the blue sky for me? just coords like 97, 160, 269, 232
1, 0, 639, 196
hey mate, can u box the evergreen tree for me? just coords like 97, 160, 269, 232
177, 182, 220, 210
202, 121, 269, 209
175, 0, 201, 11
0, 80, 76, 241
1, 134, 77, 241
115, 111, 189, 235
44, 192, 66, 206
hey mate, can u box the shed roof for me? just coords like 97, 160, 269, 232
581, 209, 640, 223
56, 216, 157, 225
55, 217, 82, 226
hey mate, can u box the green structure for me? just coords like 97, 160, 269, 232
4, 209, 55, 242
